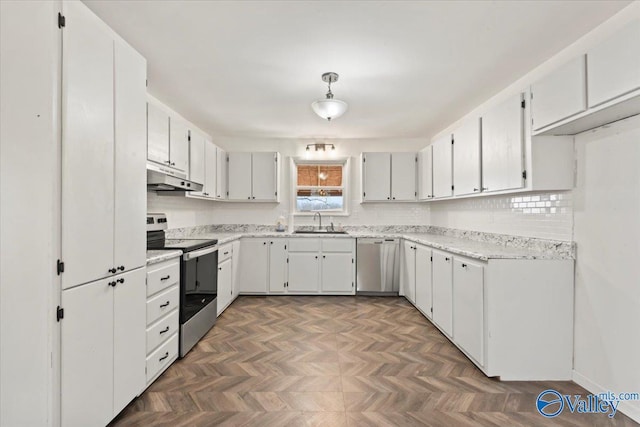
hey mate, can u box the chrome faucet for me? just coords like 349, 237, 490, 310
313, 212, 322, 230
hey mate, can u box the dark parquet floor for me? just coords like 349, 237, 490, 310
111, 296, 639, 427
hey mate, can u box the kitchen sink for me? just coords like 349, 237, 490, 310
293, 230, 349, 234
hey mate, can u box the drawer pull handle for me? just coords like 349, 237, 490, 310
223, 251, 229, 255
445, 257, 450, 261
160, 275, 171, 281
461, 263, 467, 268
159, 352, 169, 362
160, 301, 170, 308
159, 326, 170, 335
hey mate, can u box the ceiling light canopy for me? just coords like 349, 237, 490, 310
311, 72, 348, 121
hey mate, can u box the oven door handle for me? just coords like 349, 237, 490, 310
183, 245, 218, 261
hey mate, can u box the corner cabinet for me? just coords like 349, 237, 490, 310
362, 152, 417, 201
228, 152, 280, 202
237, 238, 287, 293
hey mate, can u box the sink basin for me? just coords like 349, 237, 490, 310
293, 230, 349, 234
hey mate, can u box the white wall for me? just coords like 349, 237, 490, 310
0, 1, 61, 426
148, 137, 431, 229
572, 115, 640, 422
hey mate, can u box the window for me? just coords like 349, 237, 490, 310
292, 158, 349, 215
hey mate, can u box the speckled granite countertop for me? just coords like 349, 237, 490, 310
146, 249, 182, 265
161, 229, 574, 261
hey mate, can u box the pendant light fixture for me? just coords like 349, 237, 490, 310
311, 72, 348, 121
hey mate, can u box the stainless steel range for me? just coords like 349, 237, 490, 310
147, 213, 218, 357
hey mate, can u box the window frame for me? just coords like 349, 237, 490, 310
290, 157, 351, 216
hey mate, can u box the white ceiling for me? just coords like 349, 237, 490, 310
85, 0, 630, 140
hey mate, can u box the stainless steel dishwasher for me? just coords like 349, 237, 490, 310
356, 238, 400, 295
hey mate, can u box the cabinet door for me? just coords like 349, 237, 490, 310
453, 117, 481, 196
147, 103, 170, 165
432, 250, 453, 337
217, 258, 232, 315
252, 152, 278, 201
391, 152, 417, 200
321, 253, 354, 293
114, 40, 146, 273
169, 119, 189, 172
453, 258, 484, 365
189, 131, 205, 187
288, 253, 320, 292
269, 239, 288, 292
400, 240, 416, 304
587, 20, 640, 108
227, 152, 253, 200
231, 240, 241, 298
204, 140, 217, 197
362, 152, 391, 201
216, 146, 228, 199
237, 239, 268, 293
481, 93, 524, 193
415, 245, 432, 319
418, 147, 433, 200
113, 267, 146, 415
531, 55, 587, 130
62, 0, 114, 289
432, 135, 453, 198
61, 278, 113, 427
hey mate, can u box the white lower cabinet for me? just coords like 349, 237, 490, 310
320, 239, 355, 293
61, 267, 145, 427
145, 258, 179, 386
431, 250, 453, 337
217, 255, 233, 315
238, 238, 287, 294
288, 252, 320, 292
400, 240, 416, 304
414, 245, 432, 319
452, 258, 484, 366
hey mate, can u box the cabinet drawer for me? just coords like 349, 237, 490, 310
146, 309, 179, 354
146, 332, 178, 383
288, 239, 320, 252
147, 285, 179, 325
218, 243, 232, 263
147, 259, 180, 296
322, 238, 353, 253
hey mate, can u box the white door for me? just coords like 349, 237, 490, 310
531, 55, 587, 130
62, 0, 114, 289
114, 39, 146, 273
217, 258, 232, 315
481, 93, 525, 193
237, 239, 268, 293
189, 131, 205, 187
400, 240, 416, 304
61, 278, 113, 427
216, 146, 227, 199
288, 253, 320, 292
587, 20, 640, 108
269, 239, 288, 292
453, 117, 481, 196
415, 245, 432, 319
391, 152, 417, 200
432, 135, 453, 198
453, 258, 484, 365
252, 152, 278, 201
227, 152, 253, 200
418, 147, 433, 200
146, 103, 169, 165
321, 253, 354, 293
231, 240, 241, 298
362, 152, 391, 201
432, 250, 453, 337
169, 119, 189, 172
113, 267, 146, 415
204, 140, 217, 197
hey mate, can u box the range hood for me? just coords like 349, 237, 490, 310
147, 164, 203, 192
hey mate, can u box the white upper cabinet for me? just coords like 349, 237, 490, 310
204, 141, 217, 198
252, 152, 278, 201
453, 117, 481, 196
432, 134, 453, 198
169, 118, 189, 172
391, 152, 417, 201
147, 103, 169, 166
587, 20, 640, 108
362, 152, 391, 201
188, 131, 205, 186
216, 146, 227, 199
531, 55, 587, 131
227, 152, 252, 200
481, 93, 525, 193
418, 146, 433, 200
